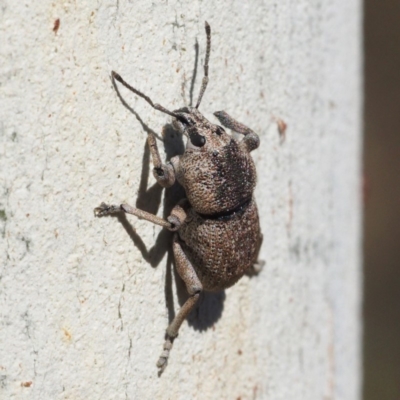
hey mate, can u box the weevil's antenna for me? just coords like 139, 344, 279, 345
195, 21, 211, 109
112, 71, 179, 119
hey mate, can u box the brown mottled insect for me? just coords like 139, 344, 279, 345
94, 22, 262, 372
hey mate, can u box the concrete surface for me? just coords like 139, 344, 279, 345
0, 1, 362, 399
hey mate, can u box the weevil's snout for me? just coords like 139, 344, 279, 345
171, 108, 205, 149
173, 107, 230, 151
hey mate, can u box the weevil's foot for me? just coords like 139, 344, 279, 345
94, 202, 121, 217
246, 260, 265, 277
157, 337, 173, 374
253, 259, 265, 273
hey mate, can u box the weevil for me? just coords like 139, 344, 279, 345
94, 22, 262, 372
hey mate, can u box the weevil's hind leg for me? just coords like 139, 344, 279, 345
247, 232, 264, 276
157, 234, 203, 372
247, 259, 265, 276
214, 110, 260, 152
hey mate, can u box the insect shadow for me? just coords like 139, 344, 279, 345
109, 46, 226, 333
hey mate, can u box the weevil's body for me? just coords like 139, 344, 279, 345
95, 22, 262, 372
168, 107, 261, 292
179, 198, 260, 291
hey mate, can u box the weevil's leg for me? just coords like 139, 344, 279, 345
252, 260, 265, 274
214, 110, 260, 152
195, 21, 211, 109
147, 131, 177, 188
94, 203, 171, 229
157, 234, 203, 372
247, 232, 264, 276
94, 200, 188, 231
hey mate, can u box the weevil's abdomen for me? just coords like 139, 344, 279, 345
178, 198, 261, 291
177, 139, 256, 215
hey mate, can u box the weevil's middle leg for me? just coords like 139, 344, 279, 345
214, 110, 260, 152
157, 234, 203, 372
94, 202, 172, 229
94, 201, 190, 233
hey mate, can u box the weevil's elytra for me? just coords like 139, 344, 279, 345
94, 21, 262, 372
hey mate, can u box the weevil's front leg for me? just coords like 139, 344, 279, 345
147, 132, 177, 188
157, 234, 203, 372
214, 110, 260, 152
94, 200, 188, 231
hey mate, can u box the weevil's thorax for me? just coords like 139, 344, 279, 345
172, 107, 257, 216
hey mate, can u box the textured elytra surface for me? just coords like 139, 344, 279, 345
180, 198, 261, 291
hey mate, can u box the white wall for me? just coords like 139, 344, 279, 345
0, 1, 363, 399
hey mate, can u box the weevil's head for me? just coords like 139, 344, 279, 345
172, 107, 231, 151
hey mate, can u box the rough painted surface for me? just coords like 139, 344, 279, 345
0, 1, 362, 399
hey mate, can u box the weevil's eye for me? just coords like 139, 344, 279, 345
190, 131, 206, 147
216, 126, 225, 136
